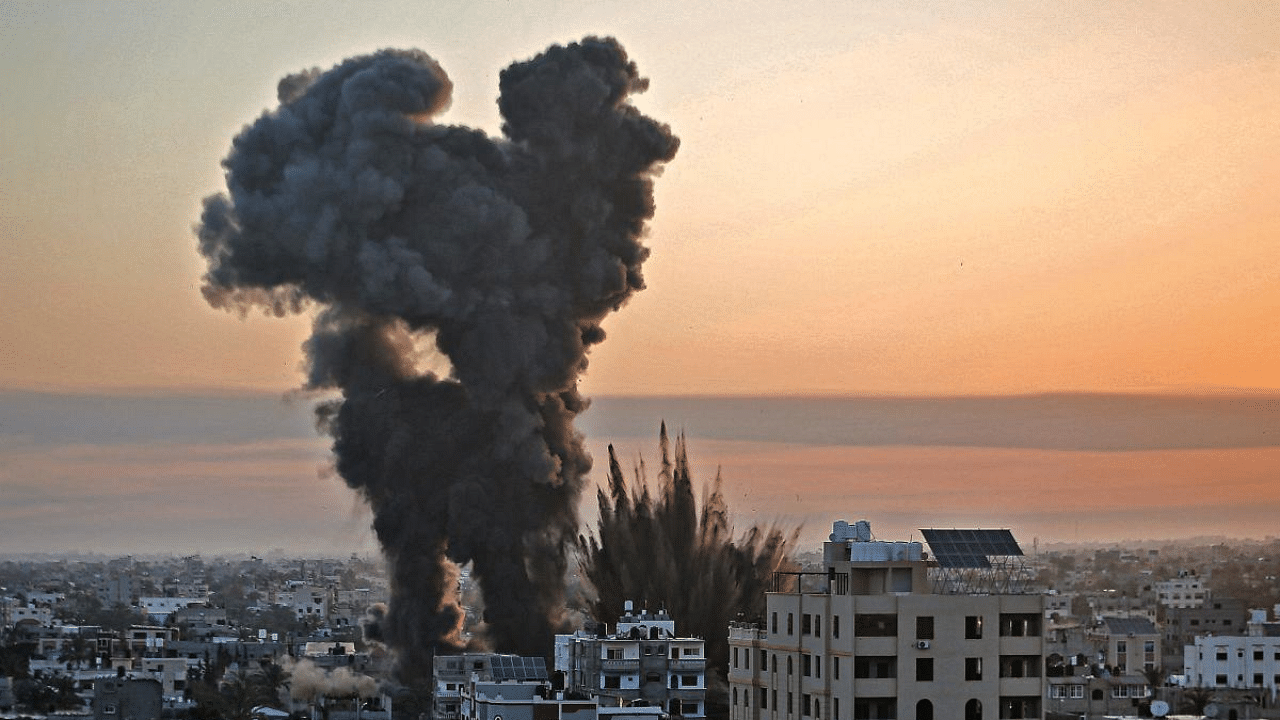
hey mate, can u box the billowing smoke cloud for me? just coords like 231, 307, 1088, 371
283, 657, 379, 701
197, 37, 678, 677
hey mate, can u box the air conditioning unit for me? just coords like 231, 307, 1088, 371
915, 641, 930, 650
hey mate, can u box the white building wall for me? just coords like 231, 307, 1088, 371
1185, 635, 1280, 691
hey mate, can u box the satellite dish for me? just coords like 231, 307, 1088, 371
1150, 700, 1169, 717
1204, 702, 1220, 718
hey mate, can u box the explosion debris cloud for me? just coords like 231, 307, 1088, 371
196, 37, 678, 676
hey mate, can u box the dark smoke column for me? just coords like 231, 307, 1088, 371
196, 38, 677, 676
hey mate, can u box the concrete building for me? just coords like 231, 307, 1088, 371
275, 583, 331, 622
1184, 612, 1280, 693
728, 520, 1045, 720
1089, 616, 1160, 676
555, 606, 707, 717
1159, 596, 1247, 672
1154, 572, 1206, 609
93, 676, 162, 720
436, 654, 599, 720
137, 597, 204, 622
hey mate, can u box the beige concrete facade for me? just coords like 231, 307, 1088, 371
729, 526, 1045, 720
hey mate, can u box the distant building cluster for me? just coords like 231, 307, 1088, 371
3, 524, 1280, 720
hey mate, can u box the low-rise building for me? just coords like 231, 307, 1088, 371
436, 654, 598, 720
556, 606, 706, 717
94, 676, 162, 720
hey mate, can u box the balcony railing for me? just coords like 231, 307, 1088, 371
770, 571, 848, 595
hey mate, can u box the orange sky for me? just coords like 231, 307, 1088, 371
3, 1, 1278, 397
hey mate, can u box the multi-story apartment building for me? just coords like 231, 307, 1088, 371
728, 521, 1045, 720
1088, 616, 1160, 675
1154, 572, 1206, 609
1159, 596, 1246, 672
275, 583, 331, 621
1184, 609, 1280, 693
555, 605, 707, 717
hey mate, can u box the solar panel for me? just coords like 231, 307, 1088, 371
489, 655, 548, 681
920, 529, 1023, 569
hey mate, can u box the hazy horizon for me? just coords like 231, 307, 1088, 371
4, 389, 1277, 556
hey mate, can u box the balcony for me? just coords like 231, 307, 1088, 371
729, 624, 766, 642
601, 659, 640, 671
668, 659, 706, 671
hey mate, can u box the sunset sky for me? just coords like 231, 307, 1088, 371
3, 2, 1279, 554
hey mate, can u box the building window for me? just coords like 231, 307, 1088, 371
833, 656, 840, 680
761, 688, 769, 709
789, 613, 795, 635
815, 615, 822, 638
788, 692, 793, 714
802, 693, 811, 717
1215, 674, 1228, 686
999, 697, 1039, 719
773, 613, 778, 634
772, 654, 777, 673
999, 613, 1040, 637
965, 657, 983, 681
763, 649, 769, 670
999, 655, 1041, 678
915, 699, 933, 720
803, 654, 812, 677
604, 675, 621, 689
916, 657, 934, 681
788, 656, 793, 675
964, 699, 982, 720
1070, 685, 1084, 699
854, 614, 897, 637
916, 616, 934, 640
681, 675, 697, 687
854, 656, 896, 679
834, 697, 839, 720
833, 615, 840, 638
1116, 641, 1126, 654
733, 647, 738, 668
854, 698, 896, 720
1216, 649, 1228, 661
965, 616, 983, 640
803, 614, 812, 635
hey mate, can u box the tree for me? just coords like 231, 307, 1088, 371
578, 424, 799, 715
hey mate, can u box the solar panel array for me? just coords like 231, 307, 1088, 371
920, 529, 1023, 569
488, 655, 548, 681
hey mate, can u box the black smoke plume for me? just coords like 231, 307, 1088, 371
196, 37, 678, 678
578, 424, 799, 707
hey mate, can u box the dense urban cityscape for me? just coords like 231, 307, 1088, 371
2, 524, 1278, 720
